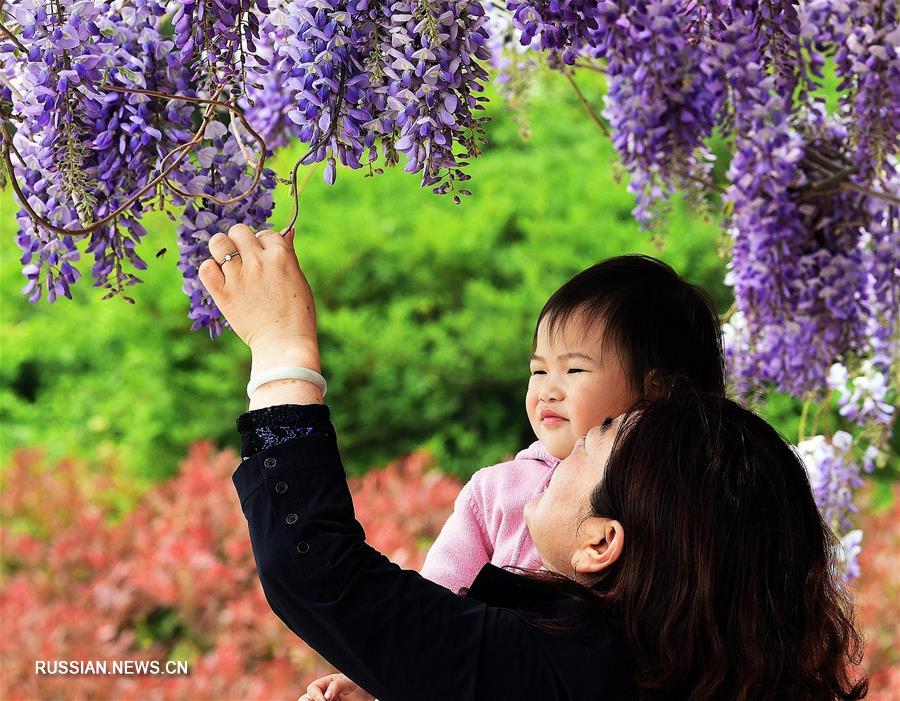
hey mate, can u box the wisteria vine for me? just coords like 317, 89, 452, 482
1, 0, 897, 580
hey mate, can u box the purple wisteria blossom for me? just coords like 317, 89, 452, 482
600, 0, 725, 225
797, 431, 865, 581
240, 4, 302, 153
175, 120, 277, 338
388, 0, 492, 190
827, 361, 895, 427
275, 0, 491, 191
800, 0, 900, 179
171, 0, 271, 94
4, 0, 109, 302
721, 11, 818, 395
505, 0, 607, 64
276, 0, 393, 179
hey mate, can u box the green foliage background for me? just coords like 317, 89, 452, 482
1, 71, 893, 486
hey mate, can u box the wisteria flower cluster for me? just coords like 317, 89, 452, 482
270, 0, 492, 193
239, 3, 302, 153
600, 0, 724, 226
171, 0, 271, 94
797, 431, 866, 581
175, 120, 277, 338
7, 0, 199, 305
2, 0, 898, 581
4, 0, 276, 327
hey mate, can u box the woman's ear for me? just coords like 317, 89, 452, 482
571, 518, 625, 578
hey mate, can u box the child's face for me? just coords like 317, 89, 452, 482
526, 314, 635, 460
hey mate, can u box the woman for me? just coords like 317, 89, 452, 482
199, 224, 867, 700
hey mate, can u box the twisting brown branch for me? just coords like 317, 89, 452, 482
573, 59, 606, 74
799, 149, 900, 206
0, 19, 26, 54
104, 84, 267, 207
0, 81, 274, 238
1, 85, 226, 237
281, 64, 349, 235
841, 181, 900, 206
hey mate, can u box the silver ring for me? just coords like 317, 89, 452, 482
221, 251, 241, 264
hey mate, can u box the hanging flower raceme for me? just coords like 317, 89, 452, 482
801, 0, 900, 180
85, 0, 197, 302
797, 431, 866, 581
601, 0, 725, 225
387, 0, 492, 193
274, 0, 393, 184
721, 12, 814, 395
175, 120, 277, 339
5, 0, 198, 303
240, 4, 302, 153
274, 0, 492, 191
172, 0, 272, 95
505, 0, 609, 64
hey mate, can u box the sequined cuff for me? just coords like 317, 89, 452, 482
236, 404, 332, 459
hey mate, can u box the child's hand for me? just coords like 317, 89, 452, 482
298, 673, 374, 701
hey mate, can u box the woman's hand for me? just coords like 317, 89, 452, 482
298, 673, 374, 701
198, 224, 317, 358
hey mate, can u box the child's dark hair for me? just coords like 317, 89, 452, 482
533, 255, 726, 396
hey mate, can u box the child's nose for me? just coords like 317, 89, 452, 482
539, 378, 563, 402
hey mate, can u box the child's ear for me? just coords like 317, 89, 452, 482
571, 518, 624, 578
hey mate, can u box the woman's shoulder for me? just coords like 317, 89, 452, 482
479, 593, 634, 699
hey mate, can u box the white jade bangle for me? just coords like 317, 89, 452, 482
247, 367, 327, 399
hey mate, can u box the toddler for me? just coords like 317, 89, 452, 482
302, 254, 725, 701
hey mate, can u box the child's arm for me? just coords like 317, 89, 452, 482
420, 474, 494, 593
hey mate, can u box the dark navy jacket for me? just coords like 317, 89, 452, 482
233, 404, 635, 700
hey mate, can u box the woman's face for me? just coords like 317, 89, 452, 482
523, 417, 620, 576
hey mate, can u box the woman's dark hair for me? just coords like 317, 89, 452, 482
533, 255, 726, 396
524, 384, 867, 700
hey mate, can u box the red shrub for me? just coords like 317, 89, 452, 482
1, 442, 460, 700
852, 484, 900, 701
2, 444, 897, 700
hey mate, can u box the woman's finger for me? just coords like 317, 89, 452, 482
227, 222, 263, 256
197, 257, 225, 300
254, 229, 287, 250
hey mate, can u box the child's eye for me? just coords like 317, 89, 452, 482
567, 368, 586, 374
530, 370, 546, 376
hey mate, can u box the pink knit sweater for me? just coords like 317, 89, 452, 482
419, 441, 561, 594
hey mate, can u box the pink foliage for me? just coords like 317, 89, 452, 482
1, 444, 897, 699
1, 443, 459, 700
851, 483, 900, 701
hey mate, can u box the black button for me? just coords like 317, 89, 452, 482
285, 513, 299, 525
264, 457, 277, 469
296, 541, 310, 554
275, 481, 288, 494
